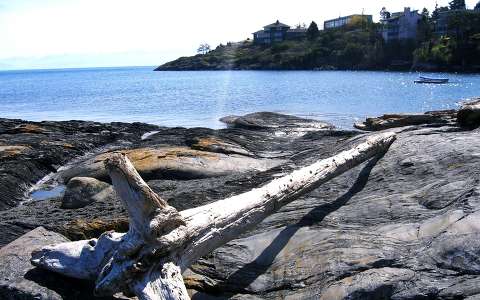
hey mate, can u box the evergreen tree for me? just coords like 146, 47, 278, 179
307, 21, 319, 40
475, 1, 480, 10
380, 7, 391, 20
432, 5, 449, 20
421, 8, 430, 19
449, 0, 466, 10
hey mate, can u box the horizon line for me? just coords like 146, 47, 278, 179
0, 64, 158, 73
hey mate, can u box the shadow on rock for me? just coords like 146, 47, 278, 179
24, 267, 118, 300
196, 152, 386, 297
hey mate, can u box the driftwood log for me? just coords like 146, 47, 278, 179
31, 132, 396, 299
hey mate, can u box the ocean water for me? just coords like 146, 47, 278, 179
1, 66, 480, 129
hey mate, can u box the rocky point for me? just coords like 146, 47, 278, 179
0, 109, 480, 299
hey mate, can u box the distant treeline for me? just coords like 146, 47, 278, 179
156, 4, 480, 72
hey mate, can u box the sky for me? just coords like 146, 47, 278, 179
0, 0, 478, 70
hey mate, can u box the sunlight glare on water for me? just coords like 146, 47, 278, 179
1, 67, 479, 129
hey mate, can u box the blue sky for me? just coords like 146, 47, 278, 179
0, 0, 477, 70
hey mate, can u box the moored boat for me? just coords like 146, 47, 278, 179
415, 76, 449, 84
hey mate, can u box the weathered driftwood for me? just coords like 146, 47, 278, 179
31, 132, 396, 299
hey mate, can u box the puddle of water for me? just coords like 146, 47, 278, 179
30, 185, 66, 201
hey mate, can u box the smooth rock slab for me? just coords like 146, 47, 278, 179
58, 147, 284, 182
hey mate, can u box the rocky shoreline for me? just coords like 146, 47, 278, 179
1, 105, 480, 299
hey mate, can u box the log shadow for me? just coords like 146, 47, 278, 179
194, 152, 385, 298
24, 267, 117, 300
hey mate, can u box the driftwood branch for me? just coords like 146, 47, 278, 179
31, 132, 396, 299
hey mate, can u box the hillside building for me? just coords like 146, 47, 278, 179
324, 14, 373, 29
253, 20, 307, 44
433, 9, 480, 36
381, 7, 422, 42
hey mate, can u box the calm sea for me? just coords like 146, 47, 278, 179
1, 66, 480, 129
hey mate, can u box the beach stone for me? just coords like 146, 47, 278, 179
61, 177, 113, 209
458, 99, 480, 128
354, 110, 456, 131
58, 147, 284, 182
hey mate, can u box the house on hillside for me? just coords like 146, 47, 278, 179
253, 20, 307, 44
433, 9, 480, 36
381, 7, 422, 42
323, 14, 373, 30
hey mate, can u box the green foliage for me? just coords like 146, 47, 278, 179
271, 42, 290, 53
431, 37, 456, 65
160, 9, 480, 72
307, 21, 319, 40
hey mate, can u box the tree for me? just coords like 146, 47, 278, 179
380, 7, 391, 20
432, 5, 449, 20
421, 8, 430, 19
449, 0, 466, 10
307, 21, 319, 40
295, 22, 306, 29
197, 43, 211, 55
475, 1, 480, 10
417, 9, 432, 44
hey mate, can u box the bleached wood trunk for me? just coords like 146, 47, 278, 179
31, 132, 396, 300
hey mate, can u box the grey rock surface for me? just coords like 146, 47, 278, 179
1, 112, 480, 299
0, 227, 120, 300
354, 110, 456, 131
184, 125, 480, 299
220, 112, 334, 133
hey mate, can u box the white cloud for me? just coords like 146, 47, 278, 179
0, 0, 477, 69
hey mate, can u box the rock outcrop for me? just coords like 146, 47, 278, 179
220, 112, 334, 134
354, 110, 456, 131
458, 99, 480, 128
1, 111, 480, 299
0, 119, 159, 211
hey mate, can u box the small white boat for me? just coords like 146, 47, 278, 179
415, 76, 449, 84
